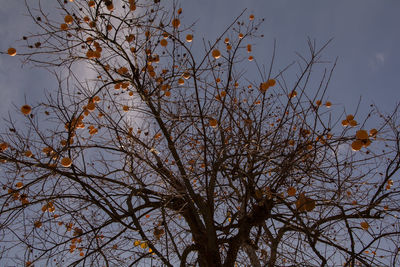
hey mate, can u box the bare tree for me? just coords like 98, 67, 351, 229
1, 1, 400, 266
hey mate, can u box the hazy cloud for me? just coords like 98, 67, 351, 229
369, 52, 385, 71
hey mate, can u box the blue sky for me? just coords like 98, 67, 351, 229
181, 0, 400, 115
1, 1, 399, 119
0, 1, 399, 265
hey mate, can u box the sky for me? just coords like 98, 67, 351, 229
1, 1, 400, 120
181, 0, 400, 115
0, 1, 399, 265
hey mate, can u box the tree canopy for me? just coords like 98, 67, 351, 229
1, 1, 400, 266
